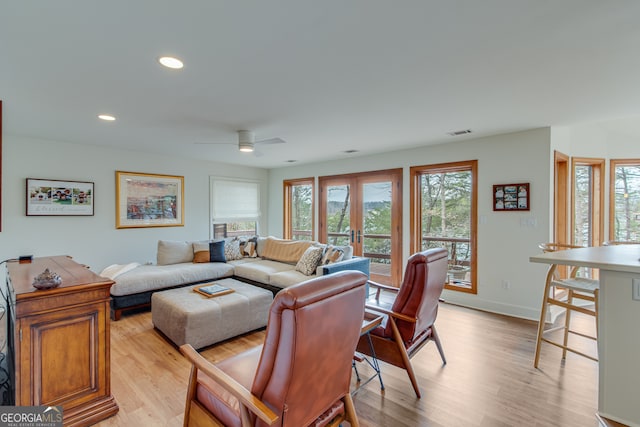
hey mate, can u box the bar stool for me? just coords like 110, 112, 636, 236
534, 243, 599, 368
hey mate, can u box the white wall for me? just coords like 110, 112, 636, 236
556, 122, 640, 240
0, 135, 269, 272
268, 128, 552, 320
5, 123, 638, 321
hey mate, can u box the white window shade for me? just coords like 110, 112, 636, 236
211, 178, 261, 222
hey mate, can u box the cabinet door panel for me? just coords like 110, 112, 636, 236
20, 303, 105, 408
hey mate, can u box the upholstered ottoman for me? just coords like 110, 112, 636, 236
151, 278, 273, 349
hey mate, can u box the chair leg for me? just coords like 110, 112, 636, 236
594, 289, 599, 357
534, 264, 556, 368
183, 365, 198, 427
561, 289, 574, 360
389, 316, 421, 398
343, 393, 360, 427
431, 325, 446, 364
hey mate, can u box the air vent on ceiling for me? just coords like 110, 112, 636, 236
447, 129, 472, 136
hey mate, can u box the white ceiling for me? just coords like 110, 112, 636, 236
2, 1, 640, 168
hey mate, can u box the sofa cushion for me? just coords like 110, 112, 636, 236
339, 245, 353, 260
157, 240, 194, 265
295, 246, 324, 275
233, 260, 295, 284
261, 237, 313, 264
193, 240, 226, 263
110, 262, 234, 296
269, 269, 318, 288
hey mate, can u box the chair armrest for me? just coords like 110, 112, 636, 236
364, 303, 416, 323
180, 344, 279, 426
367, 280, 399, 293
367, 279, 399, 301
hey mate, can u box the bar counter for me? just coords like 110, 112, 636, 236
530, 244, 640, 427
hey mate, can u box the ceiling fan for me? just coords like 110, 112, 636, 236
196, 130, 286, 154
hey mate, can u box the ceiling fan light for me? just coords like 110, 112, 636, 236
239, 142, 254, 152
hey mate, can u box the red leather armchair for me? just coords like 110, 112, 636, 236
180, 270, 368, 427
356, 248, 448, 398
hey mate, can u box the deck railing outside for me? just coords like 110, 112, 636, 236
287, 232, 472, 285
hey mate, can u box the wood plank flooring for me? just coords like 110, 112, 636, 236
97, 302, 601, 427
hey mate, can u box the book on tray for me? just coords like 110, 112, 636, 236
193, 283, 234, 298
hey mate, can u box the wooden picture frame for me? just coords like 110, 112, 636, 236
493, 183, 530, 211
116, 171, 184, 228
26, 178, 94, 216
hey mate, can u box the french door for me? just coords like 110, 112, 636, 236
319, 169, 402, 286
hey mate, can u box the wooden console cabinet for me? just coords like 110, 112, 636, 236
6, 256, 118, 426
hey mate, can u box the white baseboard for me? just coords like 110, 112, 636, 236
441, 292, 540, 321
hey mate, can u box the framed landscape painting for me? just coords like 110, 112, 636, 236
26, 178, 94, 216
116, 171, 184, 228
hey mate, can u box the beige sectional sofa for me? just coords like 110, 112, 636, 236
106, 236, 370, 320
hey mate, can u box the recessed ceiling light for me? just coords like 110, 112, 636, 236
447, 129, 472, 136
158, 56, 184, 69
98, 114, 116, 121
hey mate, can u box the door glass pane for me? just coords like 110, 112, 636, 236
612, 164, 640, 241
326, 184, 351, 245
574, 165, 593, 246
363, 182, 392, 281
291, 183, 313, 240
421, 171, 472, 287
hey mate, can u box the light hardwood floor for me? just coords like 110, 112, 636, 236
97, 302, 602, 427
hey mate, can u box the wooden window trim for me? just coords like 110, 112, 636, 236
410, 160, 478, 294
554, 151, 570, 245
609, 158, 640, 242
283, 178, 315, 240
571, 157, 604, 246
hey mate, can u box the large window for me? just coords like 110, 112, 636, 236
609, 159, 640, 242
283, 178, 314, 240
571, 157, 604, 247
210, 177, 261, 239
410, 161, 477, 294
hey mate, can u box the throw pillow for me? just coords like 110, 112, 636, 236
321, 245, 345, 265
193, 240, 226, 263
295, 246, 324, 276
157, 240, 193, 265
224, 238, 243, 261
240, 236, 259, 258
242, 241, 258, 258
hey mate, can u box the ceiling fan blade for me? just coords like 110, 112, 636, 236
194, 141, 235, 145
255, 137, 286, 145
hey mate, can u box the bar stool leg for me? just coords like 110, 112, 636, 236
534, 264, 556, 368
594, 288, 599, 358
561, 289, 574, 360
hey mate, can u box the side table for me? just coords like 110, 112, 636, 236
352, 310, 384, 394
